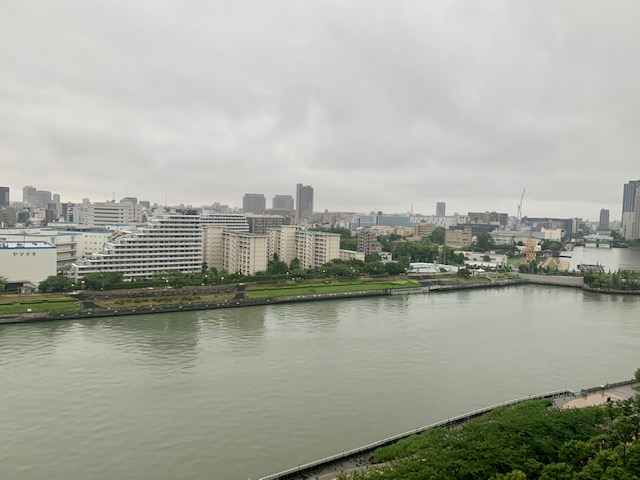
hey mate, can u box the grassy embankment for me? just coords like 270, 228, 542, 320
0, 273, 522, 315
245, 279, 420, 299
342, 396, 640, 480
0, 295, 81, 315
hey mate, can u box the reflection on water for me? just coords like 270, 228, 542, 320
1, 286, 639, 480
569, 246, 640, 272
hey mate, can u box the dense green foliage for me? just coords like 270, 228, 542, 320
38, 274, 75, 292
343, 397, 640, 480
583, 270, 640, 291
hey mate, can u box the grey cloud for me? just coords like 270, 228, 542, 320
1, 0, 639, 219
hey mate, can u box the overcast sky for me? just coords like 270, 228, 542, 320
1, 1, 639, 220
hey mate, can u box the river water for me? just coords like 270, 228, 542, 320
568, 245, 640, 272
1, 252, 640, 480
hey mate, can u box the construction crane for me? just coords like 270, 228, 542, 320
516, 188, 526, 225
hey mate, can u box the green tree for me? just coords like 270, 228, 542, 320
266, 258, 289, 275
0, 275, 6, 293
340, 237, 358, 251
38, 274, 74, 292
385, 262, 406, 275
82, 272, 124, 290
475, 233, 496, 252
364, 252, 381, 263
289, 258, 301, 270
431, 226, 446, 245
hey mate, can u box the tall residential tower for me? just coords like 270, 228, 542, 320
295, 184, 313, 223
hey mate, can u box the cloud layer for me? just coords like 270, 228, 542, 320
2, 1, 639, 219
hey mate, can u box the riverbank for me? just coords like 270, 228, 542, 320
0, 278, 528, 325
260, 379, 639, 480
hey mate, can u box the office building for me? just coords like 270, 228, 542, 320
468, 211, 509, 226
272, 195, 294, 211
413, 221, 433, 238
36, 190, 52, 208
23, 186, 37, 205
445, 227, 473, 248
85, 201, 143, 226
69, 214, 203, 281
242, 193, 266, 214
622, 180, 640, 214
436, 202, 446, 217
0, 241, 57, 287
295, 184, 314, 223
0, 187, 9, 207
0, 207, 16, 226
599, 209, 610, 231
621, 180, 640, 240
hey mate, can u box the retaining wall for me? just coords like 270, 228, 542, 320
259, 389, 576, 480
518, 274, 584, 287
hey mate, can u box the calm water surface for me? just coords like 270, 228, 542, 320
1, 284, 640, 480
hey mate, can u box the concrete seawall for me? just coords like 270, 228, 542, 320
259, 390, 576, 480
259, 378, 638, 480
517, 274, 584, 288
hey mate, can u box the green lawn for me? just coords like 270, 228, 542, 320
247, 280, 419, 299
0, 298, 81, 315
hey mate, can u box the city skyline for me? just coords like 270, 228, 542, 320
0, 180, 633, 222
1, 2, 639, 219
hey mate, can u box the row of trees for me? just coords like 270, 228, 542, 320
583, 270, 640, 291
36, 251, 414, 292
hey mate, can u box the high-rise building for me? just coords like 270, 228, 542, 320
436, 202, 446, 217
621, 180, 640, 240
622, 180, 640, 214
599, 209, 610, 230
36, 190, 52, 208
242, 193, 266, 214
272, 194, 294, 211
0, 187, 9, 206
295, 184, 314, 223
23, 186, 37, 205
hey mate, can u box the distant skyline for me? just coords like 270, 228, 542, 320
2, 1, 639, 220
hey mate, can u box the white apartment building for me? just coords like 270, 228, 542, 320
85, 201, 143, 226
75, 230, 115, 258
268, 226, 341, 270
203, 226, 269, 276
68, 214, 202, 281
200, 212, 250, 232
0, 241, 56, 286
222, 232, 267, 276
